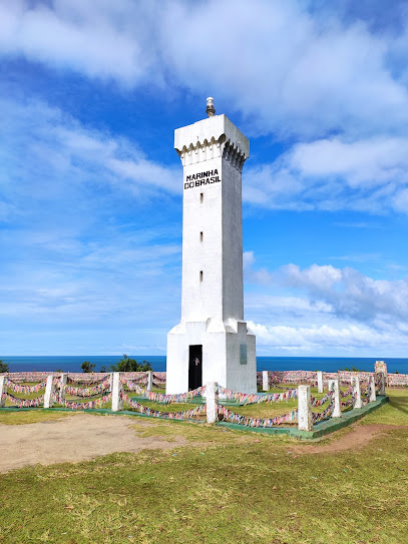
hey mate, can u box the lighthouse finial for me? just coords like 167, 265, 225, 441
206, 97, 215, 117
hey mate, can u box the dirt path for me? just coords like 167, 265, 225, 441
1, 416, 407, 474
292, 423, 407, 454
0, 414, 188, 473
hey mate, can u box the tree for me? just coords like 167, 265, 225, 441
0, 360, 9, 373
81, 361, 96, 373
110, 354, 152, 372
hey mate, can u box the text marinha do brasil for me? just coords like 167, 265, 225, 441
184, 169, 221, 189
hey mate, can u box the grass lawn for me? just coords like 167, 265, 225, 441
0, 410, 74, 425
0, 387, 407, 543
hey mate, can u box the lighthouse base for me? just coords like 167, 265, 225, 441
166, 319, 256, 394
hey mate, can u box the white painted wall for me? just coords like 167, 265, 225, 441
111, 372, 123, 412
222, 158, 244, 322
181, 156, 223, 321
298, 385, 312, 431
167, 112, 256, 394
0, 376, 6, 407
43, 375, 54, 409
206, 382, 218, 424
352, 375, 362, 409
317, 371, 323, 393
329, 379, 342, 418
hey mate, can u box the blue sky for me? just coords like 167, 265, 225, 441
1, 0, 408, 357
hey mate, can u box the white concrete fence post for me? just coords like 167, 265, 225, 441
0, 376, 6, 407
329, 379, 342, 418
206, 382, 218, 424
352, 375, 362, 409
370, 376, 376, 402
44, 374, 55, 409
298, 385, 313, 431
262, 371, 269, 391
111, 372, 123, 412
59, 373, 67, 405
317, 371, 324, 393
147, 371, 153, 392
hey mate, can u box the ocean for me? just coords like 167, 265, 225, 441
1, 355, 407, 374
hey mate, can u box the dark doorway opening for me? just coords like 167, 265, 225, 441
189, 345, 202, 391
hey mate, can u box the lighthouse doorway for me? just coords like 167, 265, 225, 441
188, 345, 202, 391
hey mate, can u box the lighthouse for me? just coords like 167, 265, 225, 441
166, 98, 256, 394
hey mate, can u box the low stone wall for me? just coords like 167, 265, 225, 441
0, 371, 149, 383
386, 373, 408, 387
258, 370, 405, 387
2, 368, 406, 387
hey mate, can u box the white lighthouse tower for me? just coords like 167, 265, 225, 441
166, 98, 256, 394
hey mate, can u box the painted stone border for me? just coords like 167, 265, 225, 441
0, 406, 206, 424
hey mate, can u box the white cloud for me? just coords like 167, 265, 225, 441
107, 158, 179, 194
248, 321, 408, 355
0, 94, 183, 354
3, 1, 408, 215
0, 0, 155, 86
244, 136, 408, 214
0, 237, 181, 320
243, 255, 408, 355
246, 293, 332, 317
393, 187, 408, 213
162, 1, 408, 138
0, 96, 180, 215
329, 253, 381, 263
243, 251, 255, 268
243, 251, 272, 284
2, 1, 408, 355
290, 137, 408, 187
1, 0, 408, 140
247, 259, 408, 327
278, 263, 342, 293
278, 263, 408, 322
0, 218, 183, 355
333, 222, 378, 228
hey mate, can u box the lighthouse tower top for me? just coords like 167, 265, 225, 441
173, 98, 250, 325
174, 98, 249, 166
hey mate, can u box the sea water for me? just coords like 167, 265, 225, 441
1, 355, 407, 374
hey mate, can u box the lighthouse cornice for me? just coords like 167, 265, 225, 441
174, 114, 249, 168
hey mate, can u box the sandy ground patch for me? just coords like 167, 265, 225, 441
0, 414, 188, 473
2, 415, 406, 474
292, 423, 407, 454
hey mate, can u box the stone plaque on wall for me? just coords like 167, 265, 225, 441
240, 344, 247, 365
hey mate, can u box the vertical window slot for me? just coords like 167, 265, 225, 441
200, 193, 204, 203
200, 271, 203, 282
200, 231, 203, 242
